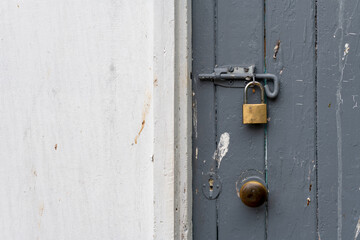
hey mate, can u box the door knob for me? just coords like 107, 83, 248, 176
239, 180, 267, 208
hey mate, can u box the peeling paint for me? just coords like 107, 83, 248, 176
273, 40, 281, 59
355, 217, 360, 240
213, 132, 230, 168
343, 43, 350, 59
353, 95, 358, 109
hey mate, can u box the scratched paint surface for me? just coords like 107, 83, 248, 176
0, 1, 154, 239
193, 0, 360, 239
318, 0, 360, 239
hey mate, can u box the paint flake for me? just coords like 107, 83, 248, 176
213, 132, 230, 168
355, 217, 360, 240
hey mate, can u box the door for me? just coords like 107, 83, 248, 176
192, 0, 360, 239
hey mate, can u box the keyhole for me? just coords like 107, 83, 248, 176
208, 178, 214, 192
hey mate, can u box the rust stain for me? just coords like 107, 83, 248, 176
307, 197, 311, 206
309, 184, 312, 192
54, 144, 58, 150
135, 120, 146, 144
153, 78, 158, 87
39, 203, 44, 216
134, 91, 152, 144
273, 40, 281, 59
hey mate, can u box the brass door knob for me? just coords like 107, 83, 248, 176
239, 180, 267, 208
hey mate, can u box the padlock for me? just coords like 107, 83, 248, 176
243, 81, 267, 124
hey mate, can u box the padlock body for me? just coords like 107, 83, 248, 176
243, 103, 267, 124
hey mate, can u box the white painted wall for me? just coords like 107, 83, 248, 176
0, 1, 191, 239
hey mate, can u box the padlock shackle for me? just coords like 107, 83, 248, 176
244, 81, 265, 104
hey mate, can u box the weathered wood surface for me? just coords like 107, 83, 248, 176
215, 0, 266, 239
192, 0, 217, 239
193, 0, 266, 239
265, 0, 317, 239
193, 0, 360, 239
317, 0, 360, 239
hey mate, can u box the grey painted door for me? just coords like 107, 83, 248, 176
192, 0, 360, 239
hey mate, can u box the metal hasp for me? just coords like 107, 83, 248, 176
198, 65, 279, 98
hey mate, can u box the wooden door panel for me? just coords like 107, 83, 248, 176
193, 0, 360, 239
265, 0, 317, 239
317, 0, 360, 239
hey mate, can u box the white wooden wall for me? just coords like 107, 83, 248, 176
0, 1, 191, 239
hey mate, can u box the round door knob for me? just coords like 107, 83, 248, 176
239, 180, 267, 208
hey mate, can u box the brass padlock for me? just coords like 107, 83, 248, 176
243, 81, 267, 124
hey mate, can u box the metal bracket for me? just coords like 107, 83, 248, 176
198, 65, 279, 98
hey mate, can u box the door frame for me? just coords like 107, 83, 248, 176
153, 0, 192, 239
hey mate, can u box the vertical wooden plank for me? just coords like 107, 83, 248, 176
265, 0, 317, 239
317, 0, 360, 239
216, 1, 266, 239
192, 0, 217, 239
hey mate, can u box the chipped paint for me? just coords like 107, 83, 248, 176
353, 95, 358, 109
343, 43, 350, 58
213, 132, 230, 168
355, 217, 360, 240
273, 40, 280, 59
